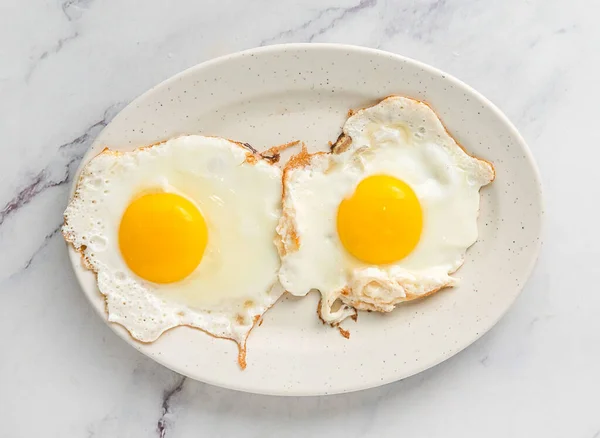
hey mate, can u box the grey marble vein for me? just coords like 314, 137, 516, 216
61, 0, 95, 21
382, 0, 451, 41
260, 0, 377, 45
0, 103, 121, 229
27, 0, 95, 81
157, 376, 187, 438
306, 0, 378, 42
26, 32, 80, 81
19, 224, 62, 274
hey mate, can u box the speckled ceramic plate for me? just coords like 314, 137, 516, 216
68, 44, 543, 396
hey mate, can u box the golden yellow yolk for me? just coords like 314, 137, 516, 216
119, 192, 208, 284
337, 175, 423, 264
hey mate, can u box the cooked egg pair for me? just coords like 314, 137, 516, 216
63, 96, 494, 367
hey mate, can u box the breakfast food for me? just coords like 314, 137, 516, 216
64, 94, 495, 367
63, 135, 283, 367
276, 96, 495, 325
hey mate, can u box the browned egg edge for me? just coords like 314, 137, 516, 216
278, 95, 496, 329
62, 135, 292, 370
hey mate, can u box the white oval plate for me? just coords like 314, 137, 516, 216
69, 44, 543, 396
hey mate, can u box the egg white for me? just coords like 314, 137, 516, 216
277, 96, 495, 324
63, 135, 283, 363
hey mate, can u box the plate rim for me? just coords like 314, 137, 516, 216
67, 43, 544, 396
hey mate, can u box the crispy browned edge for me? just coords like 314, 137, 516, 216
260, 140, 301, 164
281, 95, 495, 323
338, 327, 350, 339
277, 143, 329, 257
62, 135, 288, 370
331, 95, 496, 180
228, 138, 300, 165
314, 293, 358, 328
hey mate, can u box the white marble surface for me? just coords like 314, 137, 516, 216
1, 0, 598, 436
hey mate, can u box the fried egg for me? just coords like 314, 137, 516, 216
63, 135, 283, 367
277, 96, 495, 325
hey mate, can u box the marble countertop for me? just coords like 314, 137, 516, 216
2, 0, 598, 436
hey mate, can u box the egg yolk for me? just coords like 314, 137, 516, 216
119, 192, 208, 284
337, 175, 422, 264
